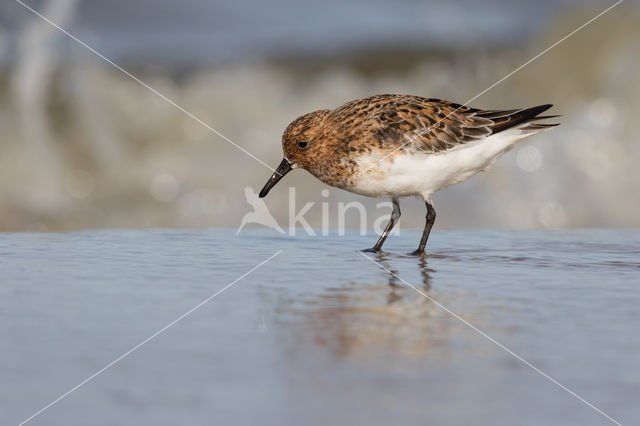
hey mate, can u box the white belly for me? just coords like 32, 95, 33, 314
349, 128, 532, 199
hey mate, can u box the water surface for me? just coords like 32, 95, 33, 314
1, 229, 639, 425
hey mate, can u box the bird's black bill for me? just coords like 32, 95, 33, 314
259, 158, 292, 198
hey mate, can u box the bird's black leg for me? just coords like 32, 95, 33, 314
361, 198, 400, 253
410, 200, 436, 256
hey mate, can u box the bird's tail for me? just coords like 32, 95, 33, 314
479, 104, 560, 135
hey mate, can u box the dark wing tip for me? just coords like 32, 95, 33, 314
517, 104, 554, 118
534, 104, 554, 114
480, 104, 558, 134
530, 114, 562, 121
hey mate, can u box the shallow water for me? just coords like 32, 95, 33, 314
1, 229, 639, 426
0, 0, 577, 65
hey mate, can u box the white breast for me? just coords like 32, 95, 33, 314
349, 127, 539, 199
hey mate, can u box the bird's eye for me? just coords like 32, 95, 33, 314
297, 141, 309, 149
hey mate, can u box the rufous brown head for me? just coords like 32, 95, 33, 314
259, 110, 330, 198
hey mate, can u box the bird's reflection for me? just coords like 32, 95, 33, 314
277, 252, 484, 360
371, 251, 434, 305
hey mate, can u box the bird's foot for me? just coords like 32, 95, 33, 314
408, 249, 427, 257
360, 247, 381, 253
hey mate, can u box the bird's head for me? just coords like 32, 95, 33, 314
259, 109, 330, 198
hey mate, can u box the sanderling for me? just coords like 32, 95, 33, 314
259, 94, 558, 254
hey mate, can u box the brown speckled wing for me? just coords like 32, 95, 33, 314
331, 95, 556, 154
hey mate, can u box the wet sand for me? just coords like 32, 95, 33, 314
1, 229, 638, 425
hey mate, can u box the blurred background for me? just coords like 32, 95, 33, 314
0, 0, 638, 232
